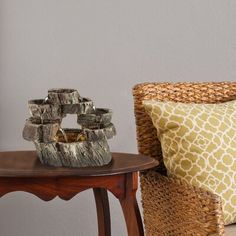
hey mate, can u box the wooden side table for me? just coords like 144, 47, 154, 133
0, 151, 158, 236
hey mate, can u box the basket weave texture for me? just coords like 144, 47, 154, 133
133, 82, 236, 236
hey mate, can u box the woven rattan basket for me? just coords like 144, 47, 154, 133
133, 82, 236, 236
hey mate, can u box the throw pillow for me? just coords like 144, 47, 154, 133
143, 100, 236, 225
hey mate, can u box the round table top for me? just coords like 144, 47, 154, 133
0, 151, 159, 177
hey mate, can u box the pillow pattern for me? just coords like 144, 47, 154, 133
143, 100, 236, 225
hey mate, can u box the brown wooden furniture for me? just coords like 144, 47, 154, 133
0, 151, 158, 236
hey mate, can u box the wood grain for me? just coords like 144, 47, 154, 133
0, 151, 158, 177
93, 188, 111, 236
119, 173, 144, 236
0, 151, 159, 236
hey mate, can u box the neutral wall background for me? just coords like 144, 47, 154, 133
0, 0, 236, 235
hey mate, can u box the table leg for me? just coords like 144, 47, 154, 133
119, 173, 144, 236
93, 188, 111, 236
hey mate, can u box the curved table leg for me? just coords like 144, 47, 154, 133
119, 173, 144, 236
93, 188, 111, 236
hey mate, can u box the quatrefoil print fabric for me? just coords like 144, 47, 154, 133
143, 100, 236, 225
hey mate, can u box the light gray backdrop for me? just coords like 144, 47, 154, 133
0, 0, 236, 235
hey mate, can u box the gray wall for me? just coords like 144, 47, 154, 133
0, 0, 235, 235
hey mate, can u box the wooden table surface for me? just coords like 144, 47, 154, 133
0, 151, 158, 177
0, 151, 159, 236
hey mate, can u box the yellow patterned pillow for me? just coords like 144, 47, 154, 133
143, 100, 236, 225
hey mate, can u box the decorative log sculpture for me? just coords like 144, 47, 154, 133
23, 89, 116, 167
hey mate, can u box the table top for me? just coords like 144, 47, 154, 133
0, 151, 159, 177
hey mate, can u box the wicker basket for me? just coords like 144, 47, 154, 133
133, 82, 236, 236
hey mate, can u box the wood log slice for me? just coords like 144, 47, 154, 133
48, 88, 80, 104
23, 118, 60, 142
77, 108, 112, 128
62, 98, 94, 115
34, 136, 112, 167
84, 123, 116, 141
28, 99, 63, 120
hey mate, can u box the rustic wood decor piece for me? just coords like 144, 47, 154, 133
23, 89, 116, 167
